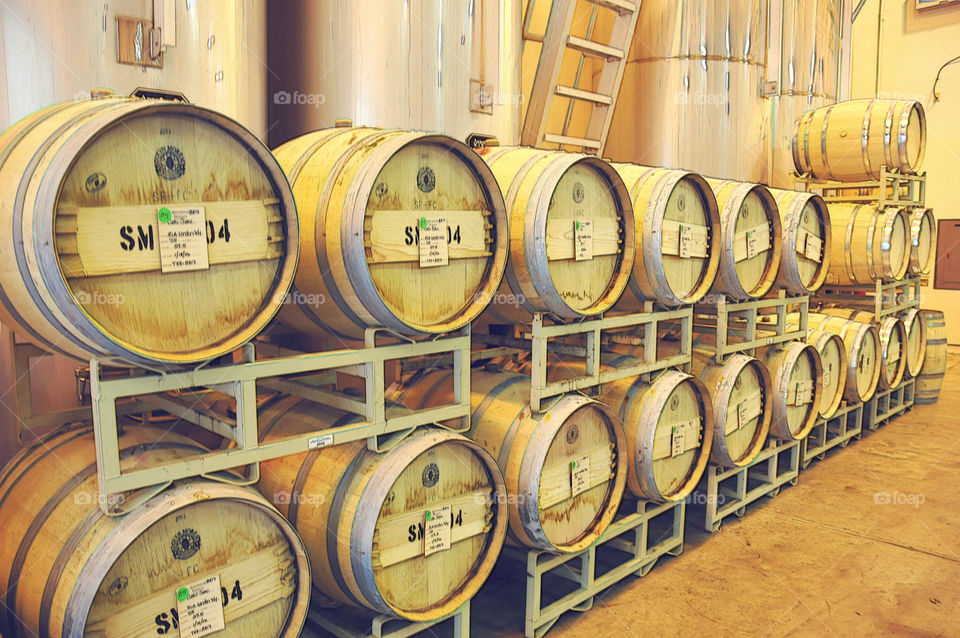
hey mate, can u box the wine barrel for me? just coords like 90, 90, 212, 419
258, 398, 508, 621
272, 126, 509, 339
769, 189, 831, 294
805, 313, 882, 403
804, 329, 848, 419
758, 342, 823, 440
705, 179, 782, 300
390, 368, 627, 553
825, 204, 910, 284
519, 353, 713, 503
822, 309, 907, 389
901, 308, 928, 377
793, 99, 926, 181
908, 208, 936, 276
662, 337, 773, 468
0, 96, 299, 366
475, 146, 635, 320
612, 165, 720, 307
0, 425, 310, 638
916, 309, 947, 404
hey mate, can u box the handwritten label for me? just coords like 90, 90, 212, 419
571, 454, 591, 497
746, 232, 759, 259
823, 367, 831, 389
794, 380, 814, 406
679, 224, 692, 258
735, 224, 770, 262
804, 233, 823, 261
574, 220, 594, 261
671, 420, 699, 457
308, 433, 333, 449
424, 505, 452, 556
158, 207, 210, 273
175, 575, 225, 638
731, 391, 763, 432
418, 217, 448, 268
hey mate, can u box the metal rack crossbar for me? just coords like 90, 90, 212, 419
92, 328, 472, 515
475, 307, 693, 413
815, 277, 921, 322
864, 377, 915, 431
801, 402, 864, 468
693, 294, 809, 363
305, 601, 470, 638
793, 166, 926, 209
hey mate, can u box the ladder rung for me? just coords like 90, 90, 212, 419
543, 133, 602, 150
523, 32, 544, 44
556, 85, 613, 105
585, 0, 636, 14
566, 36, 624, 60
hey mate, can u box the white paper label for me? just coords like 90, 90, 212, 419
735, 224, 770, 262
731, 391, 762, 432
308, 433, 334, 449
736, 401, 747, 430
794, 380, 814, 406
158, 206, 209, 274
424, 505, 452, 556
574, 220, 594, 261
746, 231, 759, 259
823, 367, 831, 389
671, 426, 686, 456
175, 575, 225, 638
418, 217, 449, 268
571, 454, 591, 497
804, 233, 823, 261
679, 224, 692, 258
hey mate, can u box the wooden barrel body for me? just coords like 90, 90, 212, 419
758, 342, 822, 440
705, 179, 782, 300
769, 189, 831, 293
908, 208, 936, 276
822, 309, 907, 389
258, 398, 508, 620
805, 329, 848, 418
612, 165, 720, 306
793, 99, 926, 181
0, 426, 310, 638
476, 146, 635, 320
901, 308, 928, 377
916, 309, 947, 404
0, 97, 299, 366
390, 368, 627, 553
272, 127, 509, 339
825, 204, 910, 284
806, 313, 881, 402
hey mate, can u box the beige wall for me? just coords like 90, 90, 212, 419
852, 0, 960, 342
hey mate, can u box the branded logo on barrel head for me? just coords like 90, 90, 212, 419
572, 182, 585, 203
417, 166, 436, 193
85, 172, 107, 193
171, 528, 201, 560
566, 424, 580, 444
154, 146, 186, 181
422, 462, 440, 488
677, 195, 686, 211
108, 576, 128, 597
375, 182, 388, 198
670, 396, 680, 411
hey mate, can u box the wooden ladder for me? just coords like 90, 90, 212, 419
520, 0, 640, 154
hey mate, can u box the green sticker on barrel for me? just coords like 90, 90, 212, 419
575, 220, 580, 231
159, 207, 172, 223
177, 586, 189, 602
420, 216, 428, 229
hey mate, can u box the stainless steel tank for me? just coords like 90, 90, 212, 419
0, 0, 267, 136
266, 0, 523, 147
604, 0, 770, 183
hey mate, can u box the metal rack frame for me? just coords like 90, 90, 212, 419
305, 601, 470, 638
503, 498, 684, 638
815, 276, 921, 322
793, 166, 926, 209
474, 306, 694, 412
91, 327, 473, 515
864, 377, 916, 431
801, 402, 864, 468
696, 438, 801, 533
693, 293, 809, 363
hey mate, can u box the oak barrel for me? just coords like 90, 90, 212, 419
272, 127, 509, 339
901, 308, 928, 378
805, 313, 882, 402
793, 99, 926, 181
758, 342, 823, 441
0, 425, 310, 638
769, 188, 832, 294
825, 204, 910, 284
804, 329, 848, 419
258, 398, 508, 621
916, 309, 946, 404
705, 179, 782, 300
908, 208, 936, 276
476, 146, 635, 320
822, 309, 907, 389
612, 165, 720, 307
390, 368, 627, 553
0, 96, 299, 366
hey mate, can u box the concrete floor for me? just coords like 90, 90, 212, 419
308, 353, 960, 637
